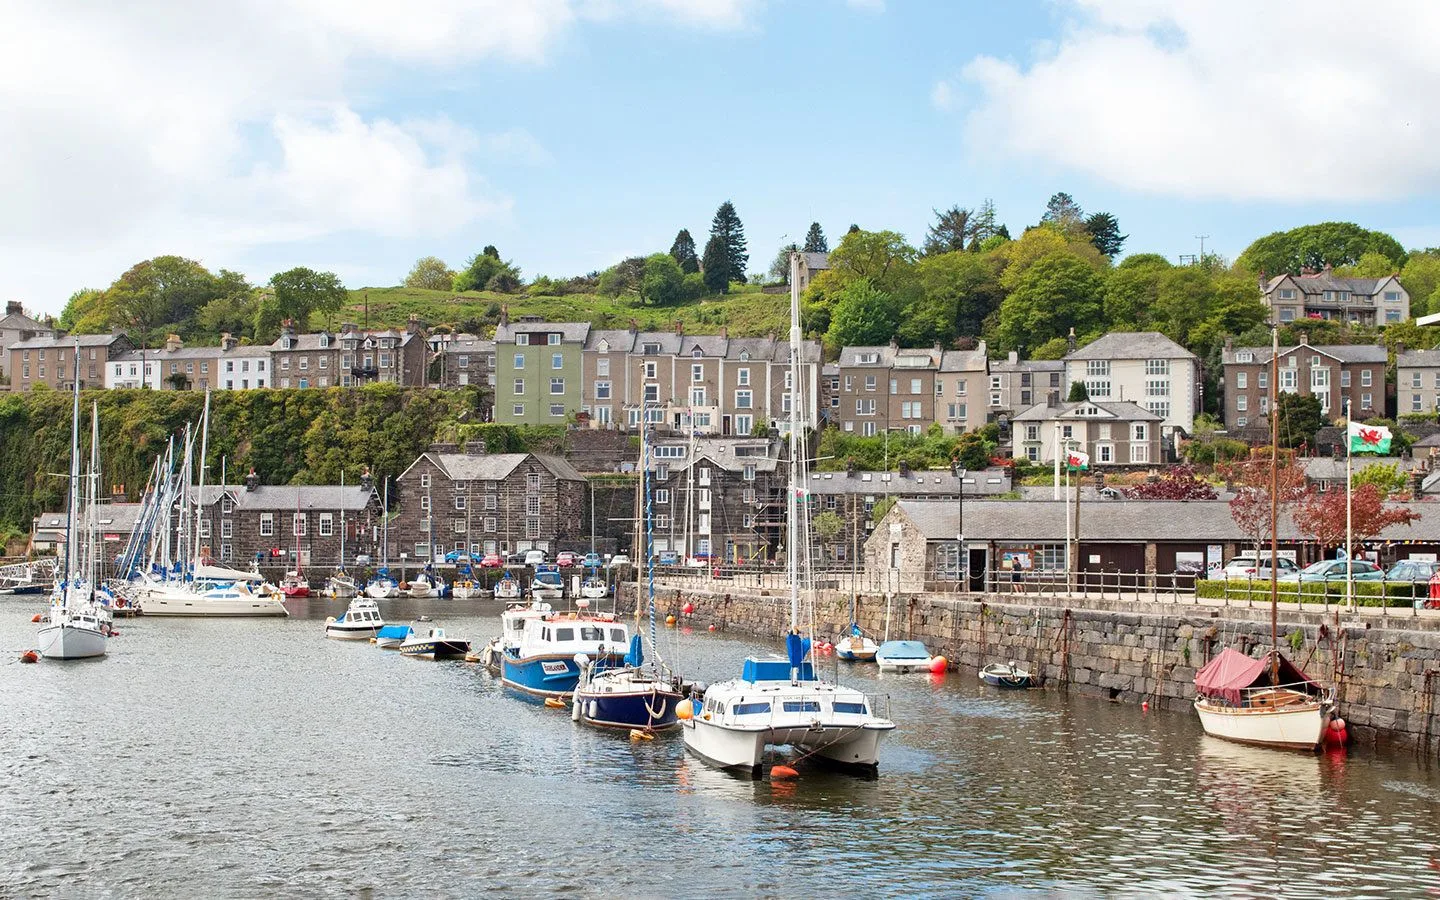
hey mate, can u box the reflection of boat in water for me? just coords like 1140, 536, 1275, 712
1194, 649, 1332, 751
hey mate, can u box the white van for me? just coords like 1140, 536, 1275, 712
524, 549, 547, 567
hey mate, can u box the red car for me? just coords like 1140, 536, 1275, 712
478, 553, 504, 568
555, 551, 579, 567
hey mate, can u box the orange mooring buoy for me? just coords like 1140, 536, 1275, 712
770, 764, 799, 780
31, 613, 42, 623
20, 650, 39, 664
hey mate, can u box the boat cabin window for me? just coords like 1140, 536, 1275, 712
833, 701, 867, 714
733, 702, 771, 715
781, 701, 821, 713
555, 627, 575, 641
609, 628, 625, 642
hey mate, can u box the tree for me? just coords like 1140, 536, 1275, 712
848, 224, 861, 234
909, 251, 1004, 345
1334, 251, 1398, 279
1400, 250, 1440, 317
701, 235, 730, 294
453, 251, 505, 292
482, 245, 500, 259
769, 243, 800, 284
1123, 465, 1217, 500
968, 199, 1003, 248
1067, 381, 1089, 402
1293, 483, 1419, 556
923, 206, 973, 256
708, 200, 748, 286
825, 279, 899, 349
803, 222, 828, 254
1352, 461, 1410, 498
485, 266, 523, 293
267, 267, 347, 332
1041, 192, 1085, 234
812, 510, 844, 542
1222, 454, 1310, 555
870, 496, 897, 523
404, 256, 455, 291
826, 229, 918, 289
639, 253, 684, 305
102, 256, 226, 346
1236, 222, 1407, 275
995, 253, 1106, 354
1084, 212, 1127, 257
599, 256, 646, 298
669, 229, 700, 274
1275, 392, 1326, 449
58, 288, 108, 333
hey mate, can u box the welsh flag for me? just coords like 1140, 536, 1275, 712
1348, 421, 1392, 454
1065, 449, 1090, 471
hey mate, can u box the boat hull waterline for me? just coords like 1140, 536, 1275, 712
1194, 694, 1330, 751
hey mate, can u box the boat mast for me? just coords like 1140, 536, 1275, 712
1269, 323, 1279, 684
382, 476, 389, 568
88, 401, 100, 589
62, 340, 82, 600
339, 470, 346, 571
787, 251, 803, 634
192, 390, 211, 575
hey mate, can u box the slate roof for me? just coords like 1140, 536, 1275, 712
1302, 457, 1417, 481
33, 503, 145, 541
990, 357, 1064, 374
837, 346, 896, 367
0, 309, 52, 333
1011, 400, 1163, 423
1397, 349, 1440, 368
417, 452, 585, 483
679, 334, 729, 357
495, 322, 591, 344
1264, 273, 1399, 296
1222, 343, 1388, 365
889, 498, 1431, 543
232, 485, 377, 512
10, 333, 128, 350
939, 349, 988, 372
1413, 433, 1440, 449
807, 467, 1012, 496
1066, 331, 1197, 361
585, 329, 637, 352
114, 344, 269, 363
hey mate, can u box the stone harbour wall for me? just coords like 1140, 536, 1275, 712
622, 584, 1440, 756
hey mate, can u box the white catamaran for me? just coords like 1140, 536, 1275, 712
681, 253, 896, 774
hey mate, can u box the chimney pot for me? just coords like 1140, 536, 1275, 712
5, 300, 22, 317
245, 469, 259, 492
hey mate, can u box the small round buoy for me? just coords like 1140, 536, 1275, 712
30, 613, 42, 623
1327, 717, 1348, 747
928, 656, 947, 674
665, 615, 676, 627
1142, 700, 1150, 712
770, 764, 799, 780
681, 602, 695, 615
20, 650, 39, 664
707, 624, 716, 632
676, 700, 694, 720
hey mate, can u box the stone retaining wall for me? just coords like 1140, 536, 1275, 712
623, 584, 1440, 755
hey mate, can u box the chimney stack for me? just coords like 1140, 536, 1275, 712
898, 460, 910, 478
5, 301, 21, 317
165, 334, 182, 353
220, 332, 237, 351
245, 469, 259, 492
359, 466, 374, 493
1066, 327, 1077, 354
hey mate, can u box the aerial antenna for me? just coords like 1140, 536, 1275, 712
1196, 234, 1210, 260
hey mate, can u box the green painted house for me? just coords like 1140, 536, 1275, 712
493, 318, 590, 425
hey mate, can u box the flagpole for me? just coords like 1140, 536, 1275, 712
1346, 397, 1354, 611
1053, 426, 1061, 500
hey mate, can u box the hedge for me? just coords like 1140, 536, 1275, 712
1195, 578, 1425, 608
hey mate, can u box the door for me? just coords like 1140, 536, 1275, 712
968, 547, 986, 592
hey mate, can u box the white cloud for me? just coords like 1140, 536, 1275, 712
930, 79, 955, 112
959, 0, 1440, 202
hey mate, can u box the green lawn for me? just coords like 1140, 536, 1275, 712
342, 283, 791, 337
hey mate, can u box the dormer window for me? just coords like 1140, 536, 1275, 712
597, 340, 609, 353
319, 334, 330, 349
740, 351, 750, 361
692, 347, 703, 358
858, 352, 877, 364
282, 337, 293, 351
643, 342, 661, 355
1235, 351, 1254, 363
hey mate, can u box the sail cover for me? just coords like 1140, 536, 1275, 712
1193, 648, 1321, 704
625, 633, 643, 668
785, 631, 810, 671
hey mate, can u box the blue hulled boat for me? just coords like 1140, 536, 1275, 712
500, 614, 628, 700
573, 634, 682, 732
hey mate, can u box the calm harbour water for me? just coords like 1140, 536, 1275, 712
2, 596, 1439, 898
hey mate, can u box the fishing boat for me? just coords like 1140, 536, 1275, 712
476, 600, 553, 675
875, 640, 935, 673
38, 382, 110, 660
499, 613, 628, 700
325, 596, 385, 640
1194, 326, 1335, 752
835, 624, 879, 662
682, 252, 896, 774
530, 565, 564, 600
400, 622, 470, 660
374, 623, 412, 650
980, 661, 1036, 689
494, 573, 522, 601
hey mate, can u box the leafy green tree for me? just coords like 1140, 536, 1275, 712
803, 222, 828, 254
1400, 250, 1440, 317
870, 496, 897, 523
1275, 392, 1327, 449
768, 243, 799, 284
1084, 212, 1126, 257
908, 251, 1003, 344
404, 256, 455, 291
1334, 251, 1399, 279
707, 201, 748, 285
1103, 254, 1168, 327
825, 279, 899, 349
812, 510, 844, 542
1352, 461, 1409, 498
923, 206, 973, 256
1067, 381, 1089, 402
267, 267, 347, 333
995, 253, 1106, 354
969, 199, 1002, 248
58, 289, 106, 333
196, 273, 259, 340
598, 256, 646, 298
102, 256, 226, 346
826, 229, 918, 289
640, 253, 684, 305
669, 229, 700, 274
1236, 222, 1407, 274
1041, 192, 1085, 235
483, 245, 500, 259
485, 266, 523, 293
453, 251, 505, 292
701, 235, 730, 294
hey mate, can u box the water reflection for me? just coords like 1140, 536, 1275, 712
0, 596, 1437, 896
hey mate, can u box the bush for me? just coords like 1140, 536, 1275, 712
1195, 579, 1420, 607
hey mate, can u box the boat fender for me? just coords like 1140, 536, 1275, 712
770, 765, 798, 780
1327, 717, 1348, 747
681, 601, 695, 615
30, 614, 41, 623
571, 698, 581, 722
665, 615, 676, 627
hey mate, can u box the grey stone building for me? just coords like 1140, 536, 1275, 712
0, 301, 56, 381
196, 472, 383, 569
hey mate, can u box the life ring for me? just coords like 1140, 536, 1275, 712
114, 597, 127, 609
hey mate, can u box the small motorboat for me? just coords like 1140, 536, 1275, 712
400, 623, 470, 660
835, 623, 878, 662
980, 661, 1036, 689
280, 571, 310, 598
452, 579, 485, 600
578, 577, 608, 600
530, 565, 564, 601
875, 640, 935, 673
494, 574, 522, 601
324, 571, 358, 600
325, 597, 385, 640
374, 623, 412, 650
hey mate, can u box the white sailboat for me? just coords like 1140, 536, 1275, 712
366, 477, 400, 599
681, 253, 896, 774
37, 366, 109, 660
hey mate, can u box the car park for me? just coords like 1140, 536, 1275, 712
1278, 559, 1384, 583
478, 553, 504, 568
1208, 554, 1300, 580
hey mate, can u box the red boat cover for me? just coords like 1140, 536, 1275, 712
1193, 648, 1319, 704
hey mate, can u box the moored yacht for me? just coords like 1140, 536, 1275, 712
494, 574, 522, 601
1193, 649, 1332, 750
365, 569, 400, 599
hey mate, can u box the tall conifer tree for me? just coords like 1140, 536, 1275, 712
669, 229, 700, 274
803, 222, 828, 253
708, 201, 748, 286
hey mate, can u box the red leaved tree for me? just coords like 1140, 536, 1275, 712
1292, 483, 1420, 555
1123, 464, 1218, 500
1221, 453, 1310, 555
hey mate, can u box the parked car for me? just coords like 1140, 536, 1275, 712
1208, 555, 1300, 580
353, 554, 372, 567
582, 552, 603, 569
443, 549, 470, 563
1385, 559, 1440, 583
555, 551, 579, 567
524, 549, 547, 567
478, 553, 504, 569
505, 552, 528, 567
1278, 560, 1384, 583
607, 553, 632, 569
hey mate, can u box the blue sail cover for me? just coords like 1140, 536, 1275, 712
376, 625, 411, 640
624, 633, 643, 667
850, 622, 862, 637
786, 632, 812, 669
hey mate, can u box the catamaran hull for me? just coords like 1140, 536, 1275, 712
140, 593, 289, 617
36, 622, 108, 660
574, 687, 682, 731
1194, 697, 1329, 750
682, 719, 890, 772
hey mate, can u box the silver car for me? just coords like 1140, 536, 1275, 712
1209, 554, 1300, 580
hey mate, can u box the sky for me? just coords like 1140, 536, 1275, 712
4, 0, 1440, 316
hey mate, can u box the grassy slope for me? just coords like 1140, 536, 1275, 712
340, 283, 790, 337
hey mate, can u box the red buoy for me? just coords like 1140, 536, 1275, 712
770, 764, 799, 780
1327, 717, 1349, 747
681, 602, 695, 615
707, 624, 716, 632
20, 650, 39, 664
928, 656, 948, 674
30, 613, 42, 623
1142, 700, 1150, 713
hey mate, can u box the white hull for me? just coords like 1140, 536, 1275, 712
326, 623, 381, 640
365, 582, 398, 599
683, 717, 890, 771
37, 620, 108, 659
1194, 695, 1329, 750
453, 585, 484, 600
375, 636, 405, 650
579, 584, 608, 600
494, 584, 522, 601
876, 658, 933, 672
141, 590, 289, 617
835, 636, 878, 661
